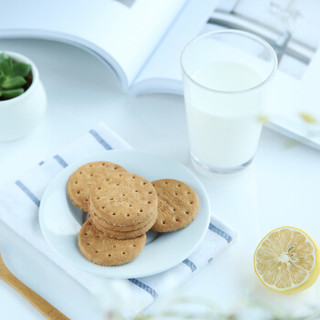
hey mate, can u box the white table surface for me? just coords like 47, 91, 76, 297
0, 39, 320, 320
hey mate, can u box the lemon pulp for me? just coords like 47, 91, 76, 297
254, 226, 320, 294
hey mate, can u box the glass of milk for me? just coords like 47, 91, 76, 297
181, 30, 277, 175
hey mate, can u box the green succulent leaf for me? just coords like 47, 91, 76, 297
0, 74, 5, 86
0, 53, 32, 100
0, 58, 13, 76
11, 62, 31, 77
0, 88, 24, 99
1, 76, 26, 89
0, 53, 6, 64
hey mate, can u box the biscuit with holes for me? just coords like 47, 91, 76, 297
67, 161, 126, 212
151, 179, 199, 232
78, 220, 146, 266
89, 208, 155, 233
90, 210, 157, 239
89, 172, 158, 226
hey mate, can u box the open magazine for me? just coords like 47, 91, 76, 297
1, 0, 319, 149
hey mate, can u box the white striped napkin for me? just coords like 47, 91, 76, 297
0, 123, 236, 319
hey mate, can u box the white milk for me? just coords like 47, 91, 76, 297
184, 62, 264, 169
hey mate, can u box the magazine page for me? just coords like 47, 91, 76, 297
131, 0, 221, 94
265, 49, 320, 149
0, 0, 188, 89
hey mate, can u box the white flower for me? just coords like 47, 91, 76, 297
91, 279, 134, 319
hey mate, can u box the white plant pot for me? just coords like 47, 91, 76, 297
0, 51, 47, 141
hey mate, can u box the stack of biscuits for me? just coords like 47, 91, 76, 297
67, 161, 199, 267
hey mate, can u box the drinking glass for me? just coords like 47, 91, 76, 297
180, 30, 277, 175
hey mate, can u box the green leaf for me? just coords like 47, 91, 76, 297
0, 74, 5, 86
0, 57, 13, 75
0, 88, 24, 99
0, 53, 6, 64
11, 62, 31, 77
1, 76, 26, 89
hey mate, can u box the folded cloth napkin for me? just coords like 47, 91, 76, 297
0, 122, 237, 319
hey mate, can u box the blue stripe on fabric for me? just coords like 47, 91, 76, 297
209, 222, 232, 243
89, 129, 112, 150
183, 259, 197, 272
128, 278, 158, 299
15, 180, 40, 207
53, 154, 68, 168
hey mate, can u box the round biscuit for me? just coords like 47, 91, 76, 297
67, 161, 126, 212
151, 179, 199, 232
91, 211, 157, 239
89, 172, 158, 226
89, 208, 156, 232
78, 220, 146, 266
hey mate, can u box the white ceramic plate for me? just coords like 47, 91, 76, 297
39, 150, 210, 279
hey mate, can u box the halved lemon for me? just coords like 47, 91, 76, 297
254, 226, 320, 294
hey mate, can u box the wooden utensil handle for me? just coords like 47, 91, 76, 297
2, 271, 70, 319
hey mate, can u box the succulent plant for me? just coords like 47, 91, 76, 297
0, 53, 32, 100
